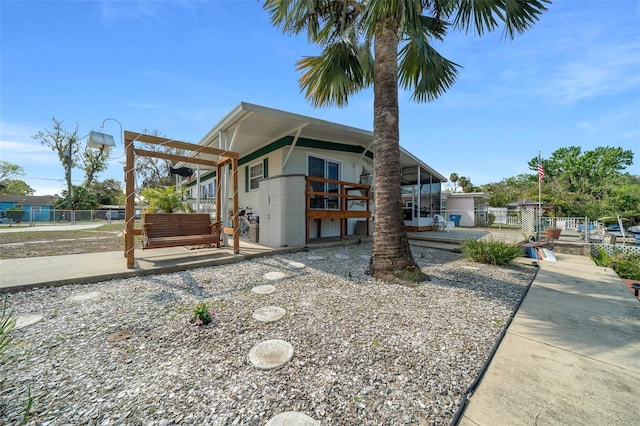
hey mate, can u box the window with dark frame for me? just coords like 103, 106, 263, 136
249, 163, 263, 191
308, 155, 340, 209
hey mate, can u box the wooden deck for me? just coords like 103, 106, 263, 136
305, 176, 371, 243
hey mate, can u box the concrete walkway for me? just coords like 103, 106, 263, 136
459, 253, 640, 425
0, 239, 304, 292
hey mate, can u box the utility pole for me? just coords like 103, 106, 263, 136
66, 140, 73, 217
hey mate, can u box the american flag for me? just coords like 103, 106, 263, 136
537, 160, 545, 181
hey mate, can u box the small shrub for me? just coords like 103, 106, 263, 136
611, 251, 640, 281
5, 208, 24, 223
591, 248, 640, 280
487, 213, 496, 227
591, 246, 611, 267
190, 302, 215, 326
461, 239, 523, 265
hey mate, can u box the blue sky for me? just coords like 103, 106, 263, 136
1, 0, 639, 196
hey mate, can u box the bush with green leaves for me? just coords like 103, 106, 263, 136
5, 208, 24, 223
141, 186, 193, 214
190, 302, 215, 326
592, 247, 640, 280
461, 239, 523, 266
487, 213, 496, 226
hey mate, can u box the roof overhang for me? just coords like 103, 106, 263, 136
185, 102, 446, 183
445, 192, 492, 199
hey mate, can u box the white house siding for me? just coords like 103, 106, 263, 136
258, 175, 306, 246
238, 149, 284, 218
446, 197, 476, 227
283, 148, 373, 239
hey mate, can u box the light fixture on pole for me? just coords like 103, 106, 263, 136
88, 117, 122, 152
87, 131, 116, 152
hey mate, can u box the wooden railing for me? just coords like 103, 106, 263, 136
305, 176, 372, 243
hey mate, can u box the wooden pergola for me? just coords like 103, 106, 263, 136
123, 131, 240, 268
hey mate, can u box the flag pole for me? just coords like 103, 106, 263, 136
537, 151, 542, 241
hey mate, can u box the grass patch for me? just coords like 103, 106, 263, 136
0, 228, 127, 259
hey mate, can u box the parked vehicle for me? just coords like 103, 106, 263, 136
628, 225, 640, 236
105, 210, 125, 220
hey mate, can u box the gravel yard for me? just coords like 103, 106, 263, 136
1, 243, 536, 425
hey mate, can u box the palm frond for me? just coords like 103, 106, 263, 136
398, 22, 460, 102
363, 0, 424, 38
453, 0, 549, 39
296, 35, 371, 107
264, 0, 365, 44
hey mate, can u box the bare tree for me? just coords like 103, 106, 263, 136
135, 128, 184, 188
33, 118, 80, 211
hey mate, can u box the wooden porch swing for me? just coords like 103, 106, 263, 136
122, 131, 240, 268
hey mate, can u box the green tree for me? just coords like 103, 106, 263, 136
457, 176, 476, 193
82, 146, 112, 187
0, 180, 35, 196
140, 186, 192, 213
600, 174, 640, 222
90, 179, 125, 206
0, 161, 24, 184
0, 162, 34, 195
32, 118, 115, 207
529, 146, 634, 217
265, 0, 548, 279
483, 174, 536, 207
55, 185, 99, 210
449, 172, 459, 192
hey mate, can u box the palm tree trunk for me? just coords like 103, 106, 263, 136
370, 21, 419, 279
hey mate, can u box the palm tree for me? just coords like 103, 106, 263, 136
55, 185, 99, 210
140, 186, 193, 214
264, 0, 549, 280
449, 173, 459, 192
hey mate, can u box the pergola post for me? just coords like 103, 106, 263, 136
125, 136, 135, 268
232, 157, 239, 254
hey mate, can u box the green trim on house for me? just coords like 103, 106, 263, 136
186, 136, 372, 189
238, 136, 373, 166
245, 165, 249, 193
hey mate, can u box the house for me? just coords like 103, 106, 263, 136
441, 192, 492, 227
0, 195, 56, 223
179, 102, 447, 246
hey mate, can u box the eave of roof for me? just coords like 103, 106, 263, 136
183, 102, 446, 182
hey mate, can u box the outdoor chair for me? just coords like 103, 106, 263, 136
434, 214, 454, 232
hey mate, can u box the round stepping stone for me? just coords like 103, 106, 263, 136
252, 284, 276, 295
264, 271, 286, 280
286, 261, 306, 269
248, 339, 294, 370
252, 306, 286, 323
14, 314, 44, 330
334, 253, 350, 260
307, 255, 324, 261
68, 291, 104, 302
265, 411, 320, 426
